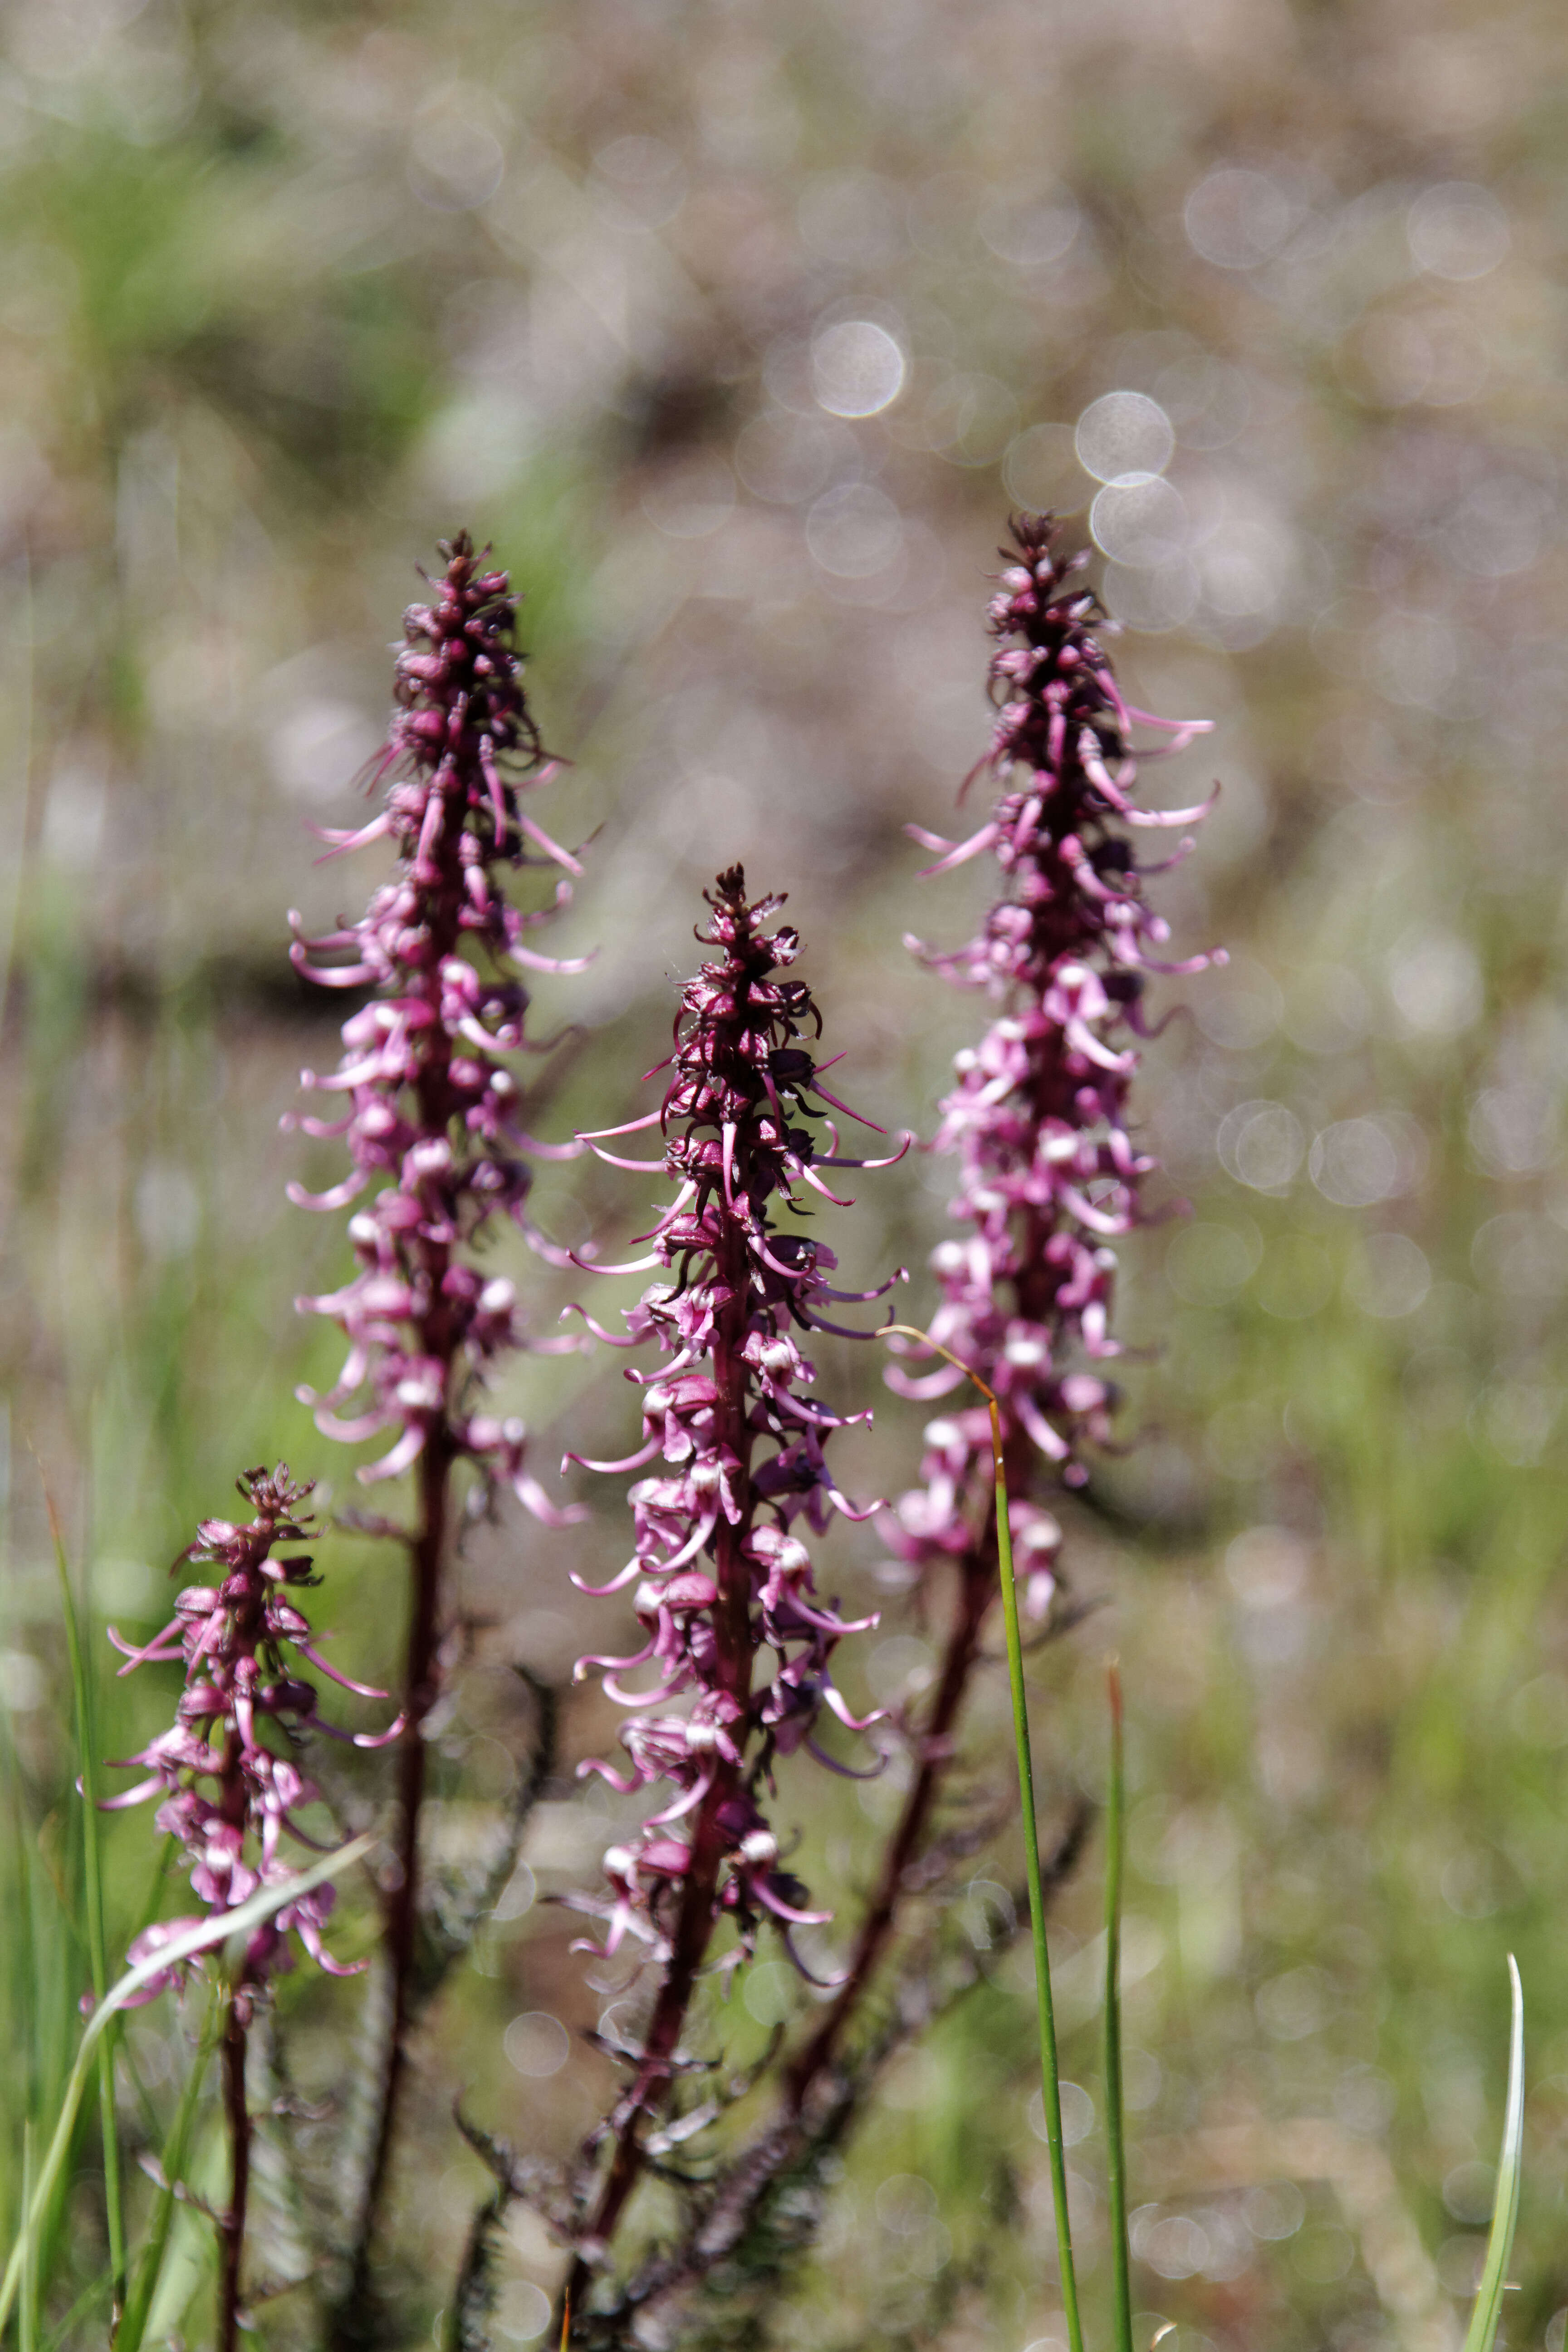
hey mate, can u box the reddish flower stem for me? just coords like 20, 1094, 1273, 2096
218, 1990, 253, 2352
342, 1433, 451, 2317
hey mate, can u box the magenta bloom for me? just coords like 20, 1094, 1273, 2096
566, 867, 904, 1969
287, 532, 586, 1517
560, 867, 906, 2284
887, 512, 1222, 1600
105, 1466, 393, 2012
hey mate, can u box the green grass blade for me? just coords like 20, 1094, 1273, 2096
115, 1983, 223, 2352
19, 2124, 35, 2352
44, 1487, 126, 2311
1103, 1662, 1133, 2352
990, 1414, 1085, 2352
0, 1830, 375, 2338
876, 1323, 1085, 2352
1460, 1954, 1524, 2352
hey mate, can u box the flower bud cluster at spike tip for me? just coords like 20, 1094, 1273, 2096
284, 532, 588, 1516
565, 867, 905, 1971
888, 514, 1223, 1602
103, 1467, 396, 2016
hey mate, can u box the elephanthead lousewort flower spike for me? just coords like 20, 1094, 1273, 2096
559, 868, 906, 2279
103, 1466, 395, 2016
887, 511, 1223, 1597
285, 531, 587, 1516
565, 867, 907, 1967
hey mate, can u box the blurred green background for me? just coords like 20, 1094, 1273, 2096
3, 0, 1568, 2345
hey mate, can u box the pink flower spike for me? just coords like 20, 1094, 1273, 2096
283, 532, 592, 1820
568, 867, 902, 2107
102, 1467, 392, 1999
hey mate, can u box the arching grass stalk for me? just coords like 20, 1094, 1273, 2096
877, 1326, 1083, 2352
113, 1984, 223, 2352
0, 1834, 373, 2339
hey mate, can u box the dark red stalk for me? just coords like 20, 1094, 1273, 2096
343, 1436, 451, 2313
217, 1987, 253, 2352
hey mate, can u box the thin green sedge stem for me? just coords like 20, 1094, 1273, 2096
20, 2125, 34, 2352
877, 1327, 1085, 2352
42, 1482, 126, 2314
1104, 1661, 1133, 2352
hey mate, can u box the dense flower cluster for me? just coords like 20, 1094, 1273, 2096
286, 532, 584, 1515
565, 866, 904, 1973
887, 513, 1220, 1598
105, 1467, 392, 2015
